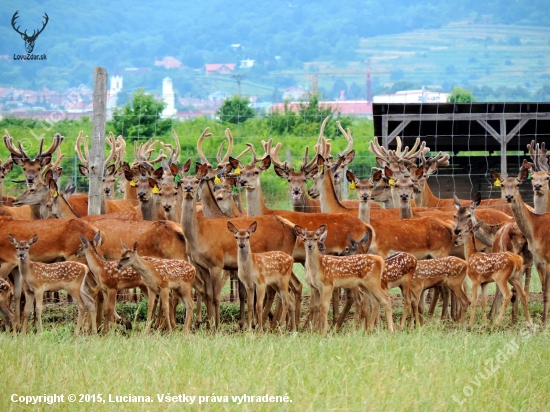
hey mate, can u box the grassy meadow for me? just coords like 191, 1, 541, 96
0, 269, 549, 411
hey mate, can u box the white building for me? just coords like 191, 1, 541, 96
161, 77, 177, 118
373, 89, 450, 104
107, 75, 123, 110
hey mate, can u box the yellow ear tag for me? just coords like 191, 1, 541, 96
130, 180, 136, 187
349, 181, 356, 190
151, 185, 159, 194
494, 178, 501, 187
234, 166, 241, 176
319, 164, 325, 174
53, 190, 58, 198
214, 175, 222, 184
388, 178, 396, 187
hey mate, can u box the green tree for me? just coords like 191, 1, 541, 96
447, 87, 476, 103
112, 89, 171, 139
216, 95, 256, 124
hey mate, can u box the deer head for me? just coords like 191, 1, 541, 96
8, 233, 39, 261
11, 11, 49, 54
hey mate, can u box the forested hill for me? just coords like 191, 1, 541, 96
0, 0, 548, 91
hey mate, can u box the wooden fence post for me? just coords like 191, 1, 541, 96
88, 67, 107, 215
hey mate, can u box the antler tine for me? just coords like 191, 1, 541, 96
148, 148, 166, 165
403, 137, 421, 159
103, 132, 117, 168
436, 152, 450, 167
171, 129, 181, 164
394, 136, 403, 157
246, 143, 259, 165
269, 141, 287, 169
539, 142, 549, 172
234, 145, 251, 160
75, 131, 88, 167
197, 127, 212, 165
115, 135, 126, 168
221, 128, 234, 163
317, 116, 330, 145
51, 147, 65, 170
336, 121, 354, 156
260, 138, 273, 160
3, 129, 24, 158
38, 133, 64, 160
369, 136, 391, 163
216, 140, 226, 163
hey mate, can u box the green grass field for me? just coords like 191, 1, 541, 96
1, 269, 549, 411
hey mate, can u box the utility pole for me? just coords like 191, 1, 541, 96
232, 74, 246, 95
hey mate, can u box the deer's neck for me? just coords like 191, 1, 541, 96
30, 204, 42, 220
471, 213, 501, 247
334, 180, 342, 201
84, 246, 107, 279
399, 199, 413, 219
237, 242, 254, 276
358, 201, 370, 224
18, 257, 32, 280
533, 190, 550, 214
0, 180, 4, 207
140, 197, 156, 221
59, 195, 80, 218
128, 256, 156, 285
318, 172, 347, 213
420, 181, 440, 207
124, 182, 138, 203
181, 194, 200, 246
292, 192, 320, 213
509, 192, 536, 246
245, 182, 269, 217
100, 195, 109, 214
463, 231, 479, 262
305, 246, 323, 278
200, 180, 233, 218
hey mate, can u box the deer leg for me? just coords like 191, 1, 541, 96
318, 284, 333, 335
104, 289, 117, 335
180, 286, 194, 332
211, 269, 224, 330
450, 290, 457, 321
9, 267, 21, 329
447, 282, 470, 324
72, 291, 87, 336
479, 283, 489, 324
494, 274, 513, 325
289, 272, 302, 329
488, 285, 502, 320
468, 281, 480, 327
440, 287, 450, 321
244, 283, 255, 330
21, 290, 34, 334
331, 288, 340, 326
365, 282, 394, 333
542, 263, 550, 326
427, 288, 439, 316
262, 286, 277, 325
255, 284, 266, 333
508, 274, 532, 327
409, 288, 421, 328
80, 281, 97, 334
33, 289, 44, 334
335, 288, 354, 332
160, 288, 172, 332
418, 289, 426, 317
400, 280, 413, 330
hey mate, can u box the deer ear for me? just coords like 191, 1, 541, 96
346, 170, 355, 183
384, 166, 393, 178
304, 166, 318, 179
106, 164, 116, 176
123, 170, 134, 182
227, 220, 238, 234
170, 163, 180, 176
133, 241, 138, 252
359, 231, 370, 246
181, 159, 191, 174
121, 241, 129, 251
274, 165, 289, 179
39, 156, 52, 167
347, 234, 358, 247
472, 192, 481, 208
29, 234, 38, 245
489, 170, 501, 182
316, 224, 327, 238
228, 157, 242, 170
153, 166, 164, 179
259, 156, 271, 171
341, 150, 355, 167
248, 221, 258, 234
7, 234, 17, 245
293, 225, 305, 238
48, 177, 58, 193
79, 234, 89, 247
518, 167, 529, 182
78, 164, 89, 177
4, 161, 13, 174
372, 170, 382, 182
414, 166, 424, 179
472, 221, 483, 232
453, 194, 462, 209
93, 231, 102, 245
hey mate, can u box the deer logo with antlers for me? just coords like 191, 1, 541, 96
11, 10, 49, 54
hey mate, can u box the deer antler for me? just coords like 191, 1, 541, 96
104, 132, 118, 168
3, 129, 24, 159
246, 139, 272, 166
527, 140, 549, 172
43, 147, 65, 174
75, 131, 89, 167
336, 121, 354, 157
269, 141, 288, 170
196, 128, 213, 165
37, 133, 64, 161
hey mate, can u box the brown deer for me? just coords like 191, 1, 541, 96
117, 241, 196, 332
335, 237, 416, 331
0, 218, 98, 327
454, 218, 532, 327
0, 156, 15, 207
227, 221, 295, 331
523, 141, 550, 214
295, 224, 393, 334
9, 234, 97, 334
77, 232, 155, 334
492, 168, 550, 324
0, 278, 14, 330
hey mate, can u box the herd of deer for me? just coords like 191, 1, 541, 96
0, 116, 549, 335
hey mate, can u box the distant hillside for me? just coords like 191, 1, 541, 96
0, 0, 549, 100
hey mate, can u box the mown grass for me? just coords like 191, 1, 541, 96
0, 321, 549, 411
